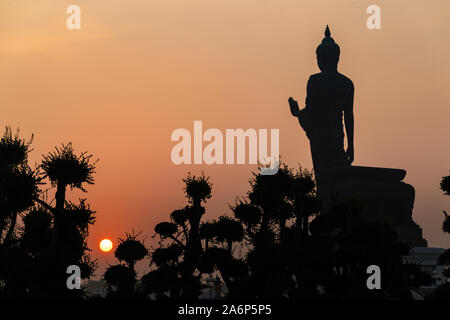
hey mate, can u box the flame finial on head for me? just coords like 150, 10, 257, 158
318, 25, 338, 47
325, 25, 331, 38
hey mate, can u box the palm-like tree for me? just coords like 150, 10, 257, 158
104, 232, 147, 298
151, 174, 212, 298
0, 127, 99, 298
0, 127, 38, 248
182, 174, 211, 297
114, 232, 148, 272
40, 143, 97, 262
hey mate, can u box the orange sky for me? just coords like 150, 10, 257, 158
1, 0, 449, 277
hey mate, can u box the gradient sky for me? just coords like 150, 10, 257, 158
1, 0, 449, 277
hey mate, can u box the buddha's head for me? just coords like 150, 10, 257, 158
316, 26, 340, 72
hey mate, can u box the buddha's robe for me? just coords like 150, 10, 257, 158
298, 71, 354, 180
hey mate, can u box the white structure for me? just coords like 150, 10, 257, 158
199, 273, 227, 300
83, 279, 108, 298
403, 246, 447, 297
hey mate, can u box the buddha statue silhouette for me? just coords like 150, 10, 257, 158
289, 25, 354, 186
287, 27, 427, 246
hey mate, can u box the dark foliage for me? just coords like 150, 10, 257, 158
434, 172, 450, 299
0, 127, 97, 299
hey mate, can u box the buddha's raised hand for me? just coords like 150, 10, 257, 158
288, 97, 300, 117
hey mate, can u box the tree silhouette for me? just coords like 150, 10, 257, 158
142, 244, 182, 299
103, 232, 148, 299
144, 173, 212, 299
86, 161, 436, 300
40, 143, 96, 261
223, 163, 430, 299
0, 127, 98, 298
104, 265, 136, 298
227, 164, 320, 298
198, 215, 246, 297
0, 127, 41, 298
200, 216, 244, 255
115, 232, 148, 272
434, 172, 450, 299
308, 199, 432, 299
0, 127, 39, 249
2, 122, 436, 300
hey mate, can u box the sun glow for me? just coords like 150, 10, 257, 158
99, 239, 113, 252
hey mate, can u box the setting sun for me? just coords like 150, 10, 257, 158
99, 239, 113, 253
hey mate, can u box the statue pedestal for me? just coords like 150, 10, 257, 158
319, 166, 427, 247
